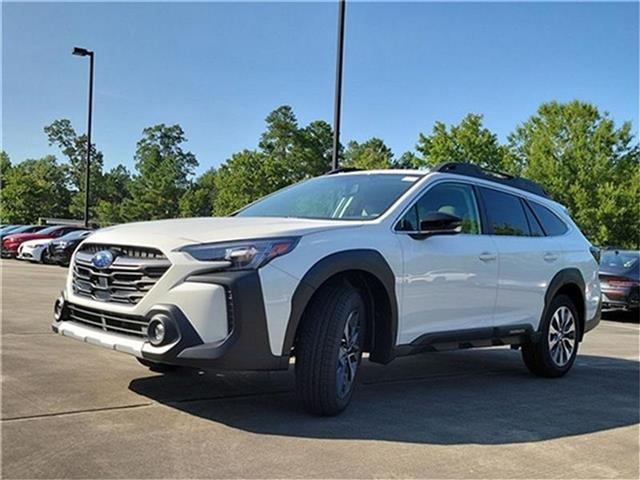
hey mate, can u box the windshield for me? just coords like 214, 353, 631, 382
38, 226, 63, 235
59, 230, 90, 241
601, 250, 639, 271
236, 173, 421, 220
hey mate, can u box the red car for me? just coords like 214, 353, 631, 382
1, 225, 86, 258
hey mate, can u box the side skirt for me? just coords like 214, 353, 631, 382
395, 324, 540, 357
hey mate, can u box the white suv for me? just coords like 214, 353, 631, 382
52, 162, 602, 415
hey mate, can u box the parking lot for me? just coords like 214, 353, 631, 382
1, 259, 638, 479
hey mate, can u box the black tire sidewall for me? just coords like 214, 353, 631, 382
327, 288, 366, 410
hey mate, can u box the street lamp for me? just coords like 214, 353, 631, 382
72, 46, 94, 228
331, 0, 346, 170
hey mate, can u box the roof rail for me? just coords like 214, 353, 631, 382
432, 162, 548, 198
326, 167, 361, 175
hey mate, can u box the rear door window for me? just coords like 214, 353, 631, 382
479, 187, 530, 236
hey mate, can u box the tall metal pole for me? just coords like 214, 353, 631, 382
331, 0, 346, 170
84, 52, 94, 228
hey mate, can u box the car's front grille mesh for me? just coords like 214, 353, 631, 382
67, 303, 149, 338
78, 243, 167, 259
72, 244, 171, 305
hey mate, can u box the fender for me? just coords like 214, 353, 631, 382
542, 268, 586, 339
281, 249, 399, 364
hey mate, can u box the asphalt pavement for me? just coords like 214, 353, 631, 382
2, 259, 639, 479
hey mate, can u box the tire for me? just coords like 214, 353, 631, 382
522, 294, 580, 377
136, 357, 179, 373
295, 280, 367, 416
41, 249, 50, 264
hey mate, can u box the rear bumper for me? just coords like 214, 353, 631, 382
601, 290, 639, 311
52, 270, 289, 371
584, 298, 602, 335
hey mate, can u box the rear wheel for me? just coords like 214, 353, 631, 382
295, 280, 367, 416
522, 294, 580, 377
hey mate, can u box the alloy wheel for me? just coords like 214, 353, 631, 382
336, 309, 362, 398
548, 306, 576, 367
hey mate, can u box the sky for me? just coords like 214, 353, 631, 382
2, 1, 639, 175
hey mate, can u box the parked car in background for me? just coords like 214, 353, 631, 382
47, 230, 94, 266
0, 224, 46, 240
0, 225, 21, 236
16, 238, 55, 263
599, 249, 639, 312
1, 225, 86, 258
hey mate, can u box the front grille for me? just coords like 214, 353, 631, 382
67, 303, 149, 338
72, 244, 171, 305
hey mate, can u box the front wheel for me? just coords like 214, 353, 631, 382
522, 295, 580, 377
295, 281, 367, 416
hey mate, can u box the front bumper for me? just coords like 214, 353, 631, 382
53, 270, 289, 371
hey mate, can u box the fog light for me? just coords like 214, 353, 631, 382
53, 295, 66, 321
146, 314, 176, 346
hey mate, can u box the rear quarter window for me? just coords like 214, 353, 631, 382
529, 202, 568, 236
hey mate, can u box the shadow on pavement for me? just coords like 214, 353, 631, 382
602, 309, 639, 323
129, 351, 639, 445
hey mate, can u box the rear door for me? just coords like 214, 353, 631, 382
478, 187, 562, 328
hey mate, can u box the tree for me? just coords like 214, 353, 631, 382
94, 165, 132, 225
44, 119, 105, 218
213, 150, 271, 215
343, 138, 394, 169
0, 151, 11, 192
179, 168, 217, 217
213, 106, 335, 216
122, 124, 198, 221
415, 114, 511, 171
509, 100, 639, 247
0, 155, 70, 223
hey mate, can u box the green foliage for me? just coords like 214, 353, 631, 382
343, 138, 393, 170
509, 100, 639, 247
44, 119, 105, 218
122, 124, 198, 221
0, 155, 71, 223
415, 114, 512, 172
213, 106, 334, 216
3, 102, 638, 249
179, 168, 217, 217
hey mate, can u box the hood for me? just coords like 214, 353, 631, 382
3, 233, 51, 243
86, 216, 363, 251
21, 238, 53, 247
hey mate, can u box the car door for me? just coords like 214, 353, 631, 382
477, 187, 562, 328
395, 181, 499, 344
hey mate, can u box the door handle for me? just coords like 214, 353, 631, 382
543, 252, 558, 262
479, 252, 497, 262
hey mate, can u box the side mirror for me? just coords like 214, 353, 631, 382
416, 211, 462, 238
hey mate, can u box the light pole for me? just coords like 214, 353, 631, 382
72, 46, 94, 227
331, 0, 346, 170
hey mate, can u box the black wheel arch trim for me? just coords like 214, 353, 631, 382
543, 268, 587, 341
282, 249, 399, 364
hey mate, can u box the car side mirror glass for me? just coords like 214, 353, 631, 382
415, 211, 463, 238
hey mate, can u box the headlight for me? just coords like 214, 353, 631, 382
180, 237, 299, 270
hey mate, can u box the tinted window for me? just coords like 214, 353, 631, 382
523, 202, 545, 237
397, 183, 481, 234
529, 202, 568, 236
237, 174, 420, 220
479, 188, 530, 236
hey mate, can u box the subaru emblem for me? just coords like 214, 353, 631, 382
91, 250, 115, 269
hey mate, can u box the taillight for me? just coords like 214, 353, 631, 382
604, 276, 637, 288
589, 246, 601, 264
